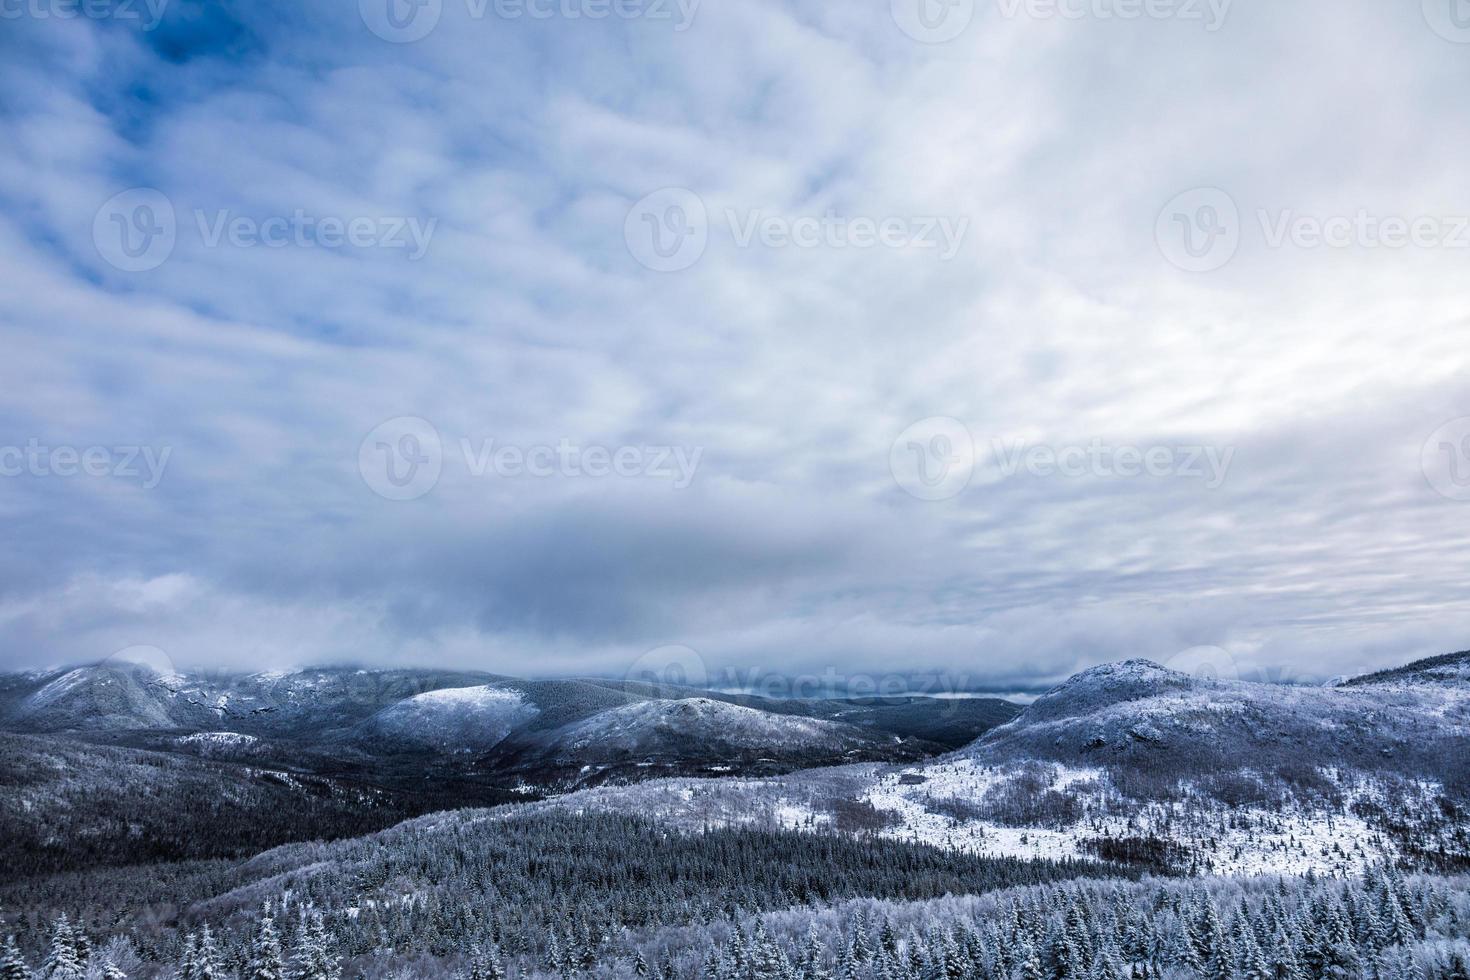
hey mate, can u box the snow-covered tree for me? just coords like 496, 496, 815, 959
1, 936, 31, 980
39, 916, 85, 980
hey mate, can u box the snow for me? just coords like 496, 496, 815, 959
24, 669, 94, 708
363, 685, 539, 752
557, 698, 848, 751
857, 757, 1413, 876
180, 732, 259, 747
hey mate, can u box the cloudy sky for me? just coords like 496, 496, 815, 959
2, 0, 1469, 691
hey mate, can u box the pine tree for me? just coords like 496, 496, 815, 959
179, 932, 201, 980
290, 913, 339, 980
751, 924, 790, 980
1089, 941, 1124, 980
1, 936, 31, 980
196, 927, 224, 980
800, 925, 831, 980
247, 913, 287, 980
40, 915, 85, 980
1269, 926, 1305, 980
1235, 927, 1271, 980
481, 945, 506, 980
1016, 944, 1043, 980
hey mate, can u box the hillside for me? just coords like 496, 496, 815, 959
486, 697, 932, 784
0, 732, 514, 876
506, 648, 1470, 876
0, 661, 1022, 869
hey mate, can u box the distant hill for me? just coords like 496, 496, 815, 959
0, 662, 1019, 793
1341, 648, 1470, 688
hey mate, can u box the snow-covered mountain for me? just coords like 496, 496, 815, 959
504, 648, 1470, 876
966, 656, 1469, 783
486, 696, 920, 784
0, 663, 1017, 796
354, 685, 540, 753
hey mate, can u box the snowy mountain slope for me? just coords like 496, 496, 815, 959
0, 662, 511, 737
965, 658, 1469, 789
506, 648, 1470, 875
486, 697, 939, 786
354, 685, 540, 753
1343, 648, 1470, 689
6, 662, 194, 731
0, 662, 1017, 809
0, 731, 497, 876
581, 678, 1022, 749
863, 655, 1470, 873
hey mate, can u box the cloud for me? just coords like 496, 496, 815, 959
1, 0, 1469, 687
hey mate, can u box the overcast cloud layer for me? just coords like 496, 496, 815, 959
2, 0, 1468, 691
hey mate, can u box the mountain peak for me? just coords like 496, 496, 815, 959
1018, 658, 1196, 725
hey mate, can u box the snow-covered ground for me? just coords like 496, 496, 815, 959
521, 751, 1458, 879
857, 757, 1417, 876
179, 731, 259, 747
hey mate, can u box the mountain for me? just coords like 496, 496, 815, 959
0, 662, 1019, 805
589, 679, 1021, 750
1342, 648, 1470, 688
966, 657, 1469, 785
0, 661, 508, 737
0, 731, 505, 876
511, 648, 1470, 876
485, 696, 926, 784
354, 685, 541, 754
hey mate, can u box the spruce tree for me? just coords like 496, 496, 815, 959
290, 913, 339, 980
482, 945, 506, 980
247, 913, 287, 980
1, 936, 31, 980
196, 926, 224, 980
40, 915, 85, 980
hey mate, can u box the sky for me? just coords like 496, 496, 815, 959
2, 0, 1469, 692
